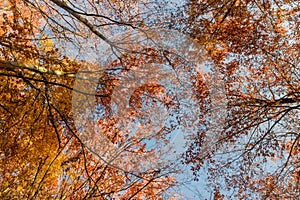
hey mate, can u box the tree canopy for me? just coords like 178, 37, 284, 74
0, 0, 300, 199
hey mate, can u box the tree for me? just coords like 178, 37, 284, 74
181, 0, 300, 199
0, 0, 184, 199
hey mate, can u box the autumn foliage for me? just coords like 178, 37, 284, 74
1, 0, 300, 199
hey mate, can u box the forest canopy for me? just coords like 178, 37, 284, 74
0, 0, 300, 199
